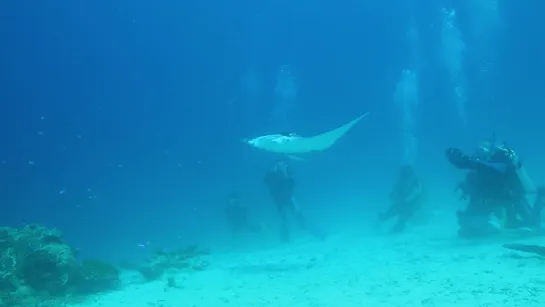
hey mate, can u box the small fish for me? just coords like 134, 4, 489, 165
137, 241, 151, 248
286, 155, 305, 161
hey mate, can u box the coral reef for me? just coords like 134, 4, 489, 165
76, 260, 121, 294
137, 245, 211, 281
0, 225, 79, 295
0, 224, 212, 306
0, 224, 120, 307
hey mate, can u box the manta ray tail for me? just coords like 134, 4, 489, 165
299, 112, 369, 152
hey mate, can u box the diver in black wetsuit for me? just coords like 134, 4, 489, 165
264, 161, 326, 242
446, 137, 545, 238
225, 193, 262, 235
377, 165, 424, 233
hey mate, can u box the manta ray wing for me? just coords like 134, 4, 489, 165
281, 112, 369, 153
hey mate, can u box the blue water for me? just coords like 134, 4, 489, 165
1, 0, 544, 268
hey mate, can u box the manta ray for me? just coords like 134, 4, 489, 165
244, 112, 369, 154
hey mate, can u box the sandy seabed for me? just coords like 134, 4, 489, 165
74, 224, 545, 307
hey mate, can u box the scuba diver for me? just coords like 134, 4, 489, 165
224, 193, 262, 235
264, 160, 326, 242
445, 136, 545, 238
377, 165, 424, 233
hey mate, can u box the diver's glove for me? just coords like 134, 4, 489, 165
506, 148, 522, 169
445, 148, 472, 169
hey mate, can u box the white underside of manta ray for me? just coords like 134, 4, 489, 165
244, 112, 369, 154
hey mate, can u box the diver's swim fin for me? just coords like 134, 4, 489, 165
503, 243, 545, 257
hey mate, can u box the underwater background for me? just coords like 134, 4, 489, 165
1, 0, 545, 268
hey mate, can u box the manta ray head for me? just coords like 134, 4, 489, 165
242, 137, 258, 147
244, 134, 292, 151
247, 139, 258, 146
